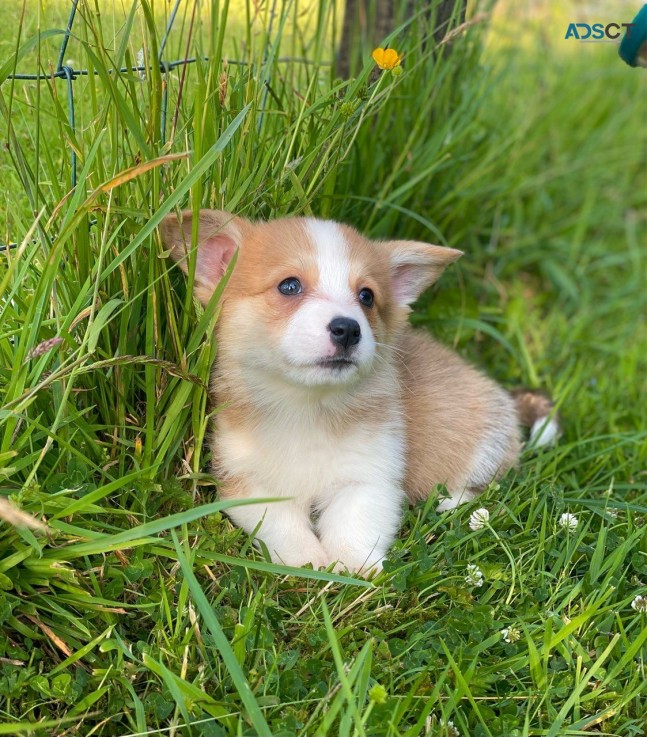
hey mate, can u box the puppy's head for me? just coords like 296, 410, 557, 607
160, 210, 461, 390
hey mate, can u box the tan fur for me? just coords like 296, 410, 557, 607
399, 331, 521, 501
511, 389, 556, 428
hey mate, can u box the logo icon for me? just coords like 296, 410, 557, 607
564, 22, 635, 41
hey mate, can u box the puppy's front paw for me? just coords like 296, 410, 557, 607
272, 546, 330, 571
329, 553, 384, 578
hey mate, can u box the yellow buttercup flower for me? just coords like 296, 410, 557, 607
372, 47, 402, 70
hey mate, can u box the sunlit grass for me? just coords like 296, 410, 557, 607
1, 0, 646, 735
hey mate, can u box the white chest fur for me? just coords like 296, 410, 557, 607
217, 404, 406, 507
217, 398, 407, 571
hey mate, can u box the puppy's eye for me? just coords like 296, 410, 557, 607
278, 277, 302, 296
358, 287, 374, 308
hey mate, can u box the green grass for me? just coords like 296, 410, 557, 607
1, 0, 646, 735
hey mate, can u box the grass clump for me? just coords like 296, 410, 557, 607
0, 0, 646, 735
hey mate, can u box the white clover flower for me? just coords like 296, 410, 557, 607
559, 512, 578, 532
465, 564, 484, 587
469, 507, 490, 531
631, 595, 647, 612
426, 717, 460, 737
501, 625, 521, 643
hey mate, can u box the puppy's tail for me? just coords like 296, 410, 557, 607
511, 389, 560, 448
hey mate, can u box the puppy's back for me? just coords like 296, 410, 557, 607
399, 329, 520, 505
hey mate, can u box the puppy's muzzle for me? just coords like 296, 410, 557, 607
328, 317, 361, 351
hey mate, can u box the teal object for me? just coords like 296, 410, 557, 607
619, 4, 647, 66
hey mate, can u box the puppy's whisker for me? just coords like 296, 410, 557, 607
374, 341, 407, 357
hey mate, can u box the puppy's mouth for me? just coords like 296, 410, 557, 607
316, 357, 357, 370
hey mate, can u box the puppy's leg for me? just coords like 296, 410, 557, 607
227, 493, 328, 569
436, 392, 521, 511
316, 485, 404, 574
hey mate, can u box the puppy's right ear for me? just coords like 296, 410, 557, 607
160, 209, 244, 305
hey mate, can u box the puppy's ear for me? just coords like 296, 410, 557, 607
388, 240, 463, 306
160, 209, 245, 304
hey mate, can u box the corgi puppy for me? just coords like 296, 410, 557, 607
161, 210, 557, 573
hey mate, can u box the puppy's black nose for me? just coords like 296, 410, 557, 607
328, 317, 361, 350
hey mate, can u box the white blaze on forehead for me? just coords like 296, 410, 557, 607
305, 219, 353, 303
277, 218, 377, 382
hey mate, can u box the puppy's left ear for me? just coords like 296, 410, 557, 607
388, 240, 463, 306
